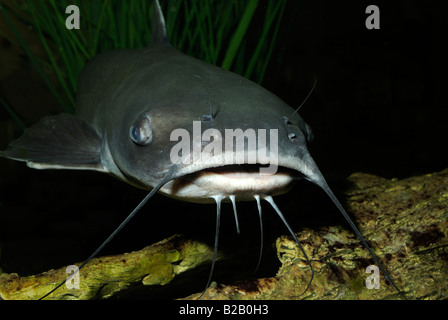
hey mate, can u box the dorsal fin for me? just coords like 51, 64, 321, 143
151, 0, 170, 45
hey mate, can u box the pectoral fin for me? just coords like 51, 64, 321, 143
1, 113, 107, 172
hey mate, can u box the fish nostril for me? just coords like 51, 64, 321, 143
201, 114, 213, 121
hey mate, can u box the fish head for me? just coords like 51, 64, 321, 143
100, 54, 317, 203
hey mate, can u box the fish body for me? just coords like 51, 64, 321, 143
2, 13, 314, 204
1, 0, 405, 299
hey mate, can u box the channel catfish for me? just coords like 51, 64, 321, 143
1, 0, 404, 299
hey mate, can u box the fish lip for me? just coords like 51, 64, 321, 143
167, 153, 304, 180
160, 162, 303, 203
197, 164, 301, 177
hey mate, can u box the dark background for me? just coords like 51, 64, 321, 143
0, 0, 446, 299
270, 0, 446, 181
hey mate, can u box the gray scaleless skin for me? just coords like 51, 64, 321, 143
75, 44, 314, 202
0, 0, 405, 299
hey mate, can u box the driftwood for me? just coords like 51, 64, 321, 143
190, 169, 448, 300
0, 235, 213, 300
1, 169, 447, 300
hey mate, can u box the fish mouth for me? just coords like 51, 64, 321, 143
161, 164, 301, 203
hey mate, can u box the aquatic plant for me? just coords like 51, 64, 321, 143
0, 0, 288, 120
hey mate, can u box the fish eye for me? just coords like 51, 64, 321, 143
130, 114, 153, 146
288, 132, 297, 141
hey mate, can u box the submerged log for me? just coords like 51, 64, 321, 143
0, 235, 213, 300
187, 169, 448, 300
1, 169, 447, 300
